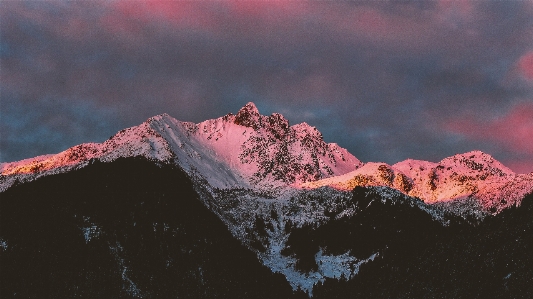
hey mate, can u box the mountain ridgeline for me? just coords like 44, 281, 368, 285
1, 103, 532, 298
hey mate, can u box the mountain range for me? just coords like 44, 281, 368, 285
1, 102, 532, 298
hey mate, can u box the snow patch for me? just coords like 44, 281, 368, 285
109, 242, 143, 298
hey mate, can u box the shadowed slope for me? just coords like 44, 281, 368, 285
0, 157, 297, 298
309, 190, 533, 298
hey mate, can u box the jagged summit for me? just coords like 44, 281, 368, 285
241, 101, 260, 114
232, 103, 291, 139
187, 103, 362, 186
234, 102, 262, 128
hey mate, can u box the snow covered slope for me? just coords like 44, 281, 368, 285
0, 120, 175, 191
299, 151, 533, 214
0, 102, 362, 191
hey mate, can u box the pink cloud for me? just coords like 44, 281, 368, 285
505, 158, 533, 175
518, 51, 533, 80
436, 0, 476, 21
110, 1, 209, 28
97, 2, 454, 50
327, 6, 432, 46
447, 102, 533, 153
105, 1, 311, 37
4, 1, 511, 53
445, 102, 533, 173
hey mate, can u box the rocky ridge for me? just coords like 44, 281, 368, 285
299, 151, 533, 214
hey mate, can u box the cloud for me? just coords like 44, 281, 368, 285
446, 102, 533, 153
444, 101, 533, 173
518, 51, 533, 80
0, 92, 116, 162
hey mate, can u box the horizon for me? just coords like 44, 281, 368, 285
1, 1, 532, 173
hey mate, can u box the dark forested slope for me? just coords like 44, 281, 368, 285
0, 157, 295, 299
309, 189, 533, 298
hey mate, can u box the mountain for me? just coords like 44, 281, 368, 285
1, 102, 532, 298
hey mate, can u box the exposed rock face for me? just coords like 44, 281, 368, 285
234, 102, 262, 129
237, 116, 355, 184
300, 151, 533, 214
394, 172, 414, 193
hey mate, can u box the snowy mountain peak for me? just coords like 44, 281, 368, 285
291, 122, 322, 139
439, 150, 514, 177
241, 101, 260, 114
234, 102, 262, 129
232, 102, 291, 137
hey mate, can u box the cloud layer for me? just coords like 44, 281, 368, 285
1, 1, 532, 173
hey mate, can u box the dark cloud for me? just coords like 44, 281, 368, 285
1, 1, 532, 172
